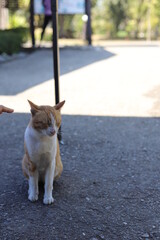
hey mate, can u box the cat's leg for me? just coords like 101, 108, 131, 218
28, 170, 39, 202
43, 161, 55, 205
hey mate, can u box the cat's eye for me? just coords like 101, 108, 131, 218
35, 121, 46, 126
48, 120, 52, 126
35, 121, 42, 124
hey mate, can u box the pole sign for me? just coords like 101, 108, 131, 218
34, 0, 85, 14
34, 0, 44, 14
59, 0, 85, 14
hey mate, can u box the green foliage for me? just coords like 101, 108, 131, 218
8, 0, 30, 29
61, 15, 75, 38
9, 12, 28, 28
0, 28, 29, 55
154, 0, 160, 17
91, 0, 98, 7
58, 15, 84, 38
92, 0, 160, 40
108, 0, 128, 33
92, 3, 111, 36
7, 0, 30, 12
116, 30, 128, 39
72, 15, 84, 38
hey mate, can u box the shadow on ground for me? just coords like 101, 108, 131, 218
0, 47, 115, 96
0, 113, 160, 240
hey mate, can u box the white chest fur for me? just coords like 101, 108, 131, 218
25, 126, 57, 172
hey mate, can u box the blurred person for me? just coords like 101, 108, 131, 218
0, 105, 14, 114
40, 0, 52, 41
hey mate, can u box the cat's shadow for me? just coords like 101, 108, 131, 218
38, 181, 61, 199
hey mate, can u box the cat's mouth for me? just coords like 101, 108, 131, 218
48, 129, 56, 137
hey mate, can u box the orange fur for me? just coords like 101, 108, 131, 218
54, 139, 63, 180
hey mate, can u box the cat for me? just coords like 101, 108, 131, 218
22, 100, 65, 204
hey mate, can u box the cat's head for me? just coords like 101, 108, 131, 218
28, 100, 65, 137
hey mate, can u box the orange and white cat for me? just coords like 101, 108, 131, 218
22, 100, 65, 204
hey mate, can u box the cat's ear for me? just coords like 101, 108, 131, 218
28, 100, 39, 116
54, 100, 65, 111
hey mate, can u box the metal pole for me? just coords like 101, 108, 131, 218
85, 0, 92, 45
51, 0, 60, 105
51, 0, 62, 142
30, 0, 35, 48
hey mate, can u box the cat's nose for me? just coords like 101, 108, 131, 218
50, 129, 55, 136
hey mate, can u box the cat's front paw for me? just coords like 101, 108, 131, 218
43, 196, 54, 205
28, 193, 38, 202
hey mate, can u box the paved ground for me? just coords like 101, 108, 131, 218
1, 41, 160, 239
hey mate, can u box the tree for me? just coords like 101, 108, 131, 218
101, 0, 129, 37
128, 0, 148, 39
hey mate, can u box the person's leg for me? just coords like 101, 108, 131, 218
40, 15, 52, 41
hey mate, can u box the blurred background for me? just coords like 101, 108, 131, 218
1, 3, 160, 238
1, 0, 160, 55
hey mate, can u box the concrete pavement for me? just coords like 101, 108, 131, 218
1, 42, 160, 239
0, 42, 160, 116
